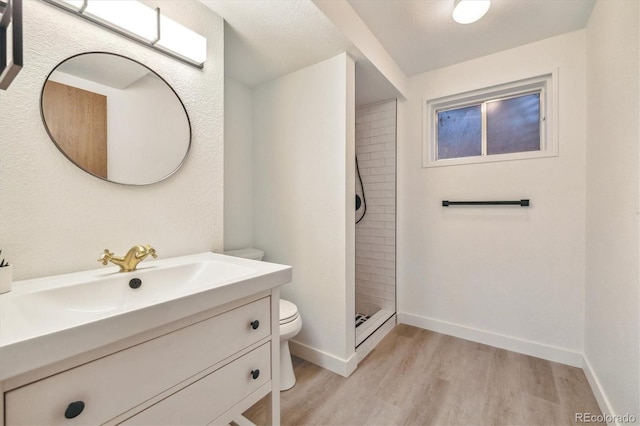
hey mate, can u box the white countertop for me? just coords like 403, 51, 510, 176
0, 252, 292, 381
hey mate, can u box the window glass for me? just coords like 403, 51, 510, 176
486, 93, 540, 155
437, 105, 481, 159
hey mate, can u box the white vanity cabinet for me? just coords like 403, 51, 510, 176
1, 292, 281, 426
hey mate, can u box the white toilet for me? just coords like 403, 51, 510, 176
223, 248, 302, 391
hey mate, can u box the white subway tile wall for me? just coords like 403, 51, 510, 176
355, 100, 396, 317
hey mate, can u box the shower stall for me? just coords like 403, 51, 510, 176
354, 99, 397, 349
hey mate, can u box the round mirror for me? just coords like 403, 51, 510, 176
40, 52, 191, 185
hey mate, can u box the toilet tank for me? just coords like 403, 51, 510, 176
223, 248, 264, 261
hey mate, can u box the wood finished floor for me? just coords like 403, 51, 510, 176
244, 324, 603, 426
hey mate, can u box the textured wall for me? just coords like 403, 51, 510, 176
585, 0, 640, 417
398, 30, 587, 365
355, 100, 396, 316
0, 1, 224, 280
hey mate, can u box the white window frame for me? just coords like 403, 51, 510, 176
422, 71, 558, 168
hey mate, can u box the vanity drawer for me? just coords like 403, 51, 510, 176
4, 297, 271, 425
120, 342, 271, 425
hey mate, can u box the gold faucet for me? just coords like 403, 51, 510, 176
98, 245, 158, 272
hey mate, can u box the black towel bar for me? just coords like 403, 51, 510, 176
442, 199, 530, 207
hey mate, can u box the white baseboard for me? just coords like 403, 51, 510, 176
398, 312, 583, 367
289, 340, 358, 377
582, 354, 617, 425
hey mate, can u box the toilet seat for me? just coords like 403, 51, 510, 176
280, 299, 299, 325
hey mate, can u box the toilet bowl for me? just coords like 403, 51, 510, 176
223, 248, 302, 391
279, 299, 302, 390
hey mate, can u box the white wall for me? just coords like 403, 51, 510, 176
224, 77, 254, 250
585, 0, 640, 418
397, 30, 587, 366
253, 53, 357, 376
0, 0, 224, 279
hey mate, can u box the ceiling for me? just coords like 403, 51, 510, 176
347, 0, 596, 76
200, 0, 596, 105
200, 0, 363, 87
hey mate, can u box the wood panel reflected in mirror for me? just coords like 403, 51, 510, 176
43, 81, 108, 179
40, 52, 191, 185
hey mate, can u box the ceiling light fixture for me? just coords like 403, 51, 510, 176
41, 0, 207, 68
452, 0, 491, 25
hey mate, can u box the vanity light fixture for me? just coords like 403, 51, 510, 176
452, 0, 490, 24
78, 0, 159, 43
41, 0, 207, 68
156, 14, 207, 66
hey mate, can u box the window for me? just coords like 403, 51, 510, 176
423, 73, 557, 167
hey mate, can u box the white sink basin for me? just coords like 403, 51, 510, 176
12, 260, 253, 316
0, 252, 292, 381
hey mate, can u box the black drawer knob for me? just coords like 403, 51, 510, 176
251, 369, 260, 380
250, 320, 260, 330
64, 401, 85, 419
